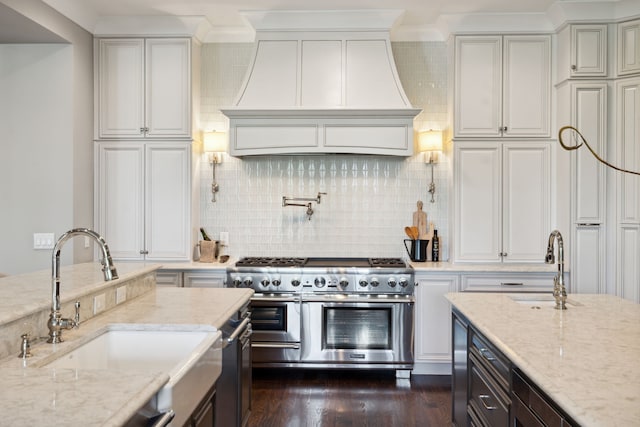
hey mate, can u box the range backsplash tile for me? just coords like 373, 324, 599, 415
200, 42, 450, 260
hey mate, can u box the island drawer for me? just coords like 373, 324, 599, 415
468, 353, 510, 427
512, 369, 575, 427
469, 327, 510, 391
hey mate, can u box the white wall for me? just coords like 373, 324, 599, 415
0, 1, 94, 275
199, 42, 452, 260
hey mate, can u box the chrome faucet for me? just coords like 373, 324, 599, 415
47, 228, 119, 343
545, 230, 567, 310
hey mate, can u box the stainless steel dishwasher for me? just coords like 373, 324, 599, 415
215, 302, 252, 427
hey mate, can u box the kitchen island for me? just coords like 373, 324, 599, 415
0, 263, 253, 426
446, 292, 640, 426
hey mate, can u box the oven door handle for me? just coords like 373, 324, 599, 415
252, 342, 301, 349
301, 295, 414, 303
252, 296, 300, 303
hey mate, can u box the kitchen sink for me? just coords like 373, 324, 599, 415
509, 294, 581, 308
43, 325, 222, 426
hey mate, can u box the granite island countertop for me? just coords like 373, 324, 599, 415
446, 292, 640, 426
0, 265, 253, 427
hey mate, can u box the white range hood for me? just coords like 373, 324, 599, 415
221, 10, 421, 156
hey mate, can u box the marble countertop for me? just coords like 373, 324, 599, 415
446, 292, 640, 426
0, 262, 161, 327
0, 278, 253, 426
410, 261, 557, 273
158, 258, 236, 271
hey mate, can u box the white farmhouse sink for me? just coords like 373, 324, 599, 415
509, 294, 581, 308
44, 325, 222, 426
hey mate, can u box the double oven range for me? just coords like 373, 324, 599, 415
226, 257, 415, 374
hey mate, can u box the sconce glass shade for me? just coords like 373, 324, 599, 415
203, 131, 227, 153
418, 130, 443, 153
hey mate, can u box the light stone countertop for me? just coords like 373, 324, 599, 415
158, 258, 236, 271
0, 266, 253, 426
0, 262, 161, 327
410, 261, 557, 273
446, 292, 640, 427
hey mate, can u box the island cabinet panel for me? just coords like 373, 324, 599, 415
452, 308, 578, 427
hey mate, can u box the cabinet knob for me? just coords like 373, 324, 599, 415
571, 64, 577, 71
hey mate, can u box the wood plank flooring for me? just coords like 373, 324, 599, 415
248, 369, 451, 427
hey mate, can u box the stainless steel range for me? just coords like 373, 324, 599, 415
226, 257, 415, 374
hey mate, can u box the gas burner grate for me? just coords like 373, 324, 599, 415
369, 258, 407, 268
236, 257, 308, 267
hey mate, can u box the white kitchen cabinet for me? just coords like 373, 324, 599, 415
618, 19, 640, 76
95, 142, 191, 261
413, 274, 458, 375
96, 38, 191, 139
569, 83, 608, 294
156, 270, 184, 287
557, 24, 609, 82
453, 141, 551, 263
459, 272, 560, 293
454, 35, 551, 138
183, 271, 226, 288
615, 77, 640, 302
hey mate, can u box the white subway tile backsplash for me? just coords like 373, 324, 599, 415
199, 42, 451, 260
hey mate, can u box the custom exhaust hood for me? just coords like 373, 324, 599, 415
221, 10, 421, 156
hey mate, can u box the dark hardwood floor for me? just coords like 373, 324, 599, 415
248, 369, 452, 427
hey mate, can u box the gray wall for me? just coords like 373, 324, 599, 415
0, 0, 93, 275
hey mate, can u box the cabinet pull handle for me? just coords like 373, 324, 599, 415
501, 282, 523, 286
479, 394, 497, 411
139, 250, 149, 255
479, 348, 496, 361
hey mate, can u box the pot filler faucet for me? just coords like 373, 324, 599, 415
47, 228, 119, 343
545, 230, 567, 310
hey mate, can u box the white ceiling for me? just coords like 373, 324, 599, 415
43, 0, 560, 29
1, 0, 633, 43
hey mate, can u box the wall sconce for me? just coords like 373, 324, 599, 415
203, 131, 227, 202
418, 130, 443, 203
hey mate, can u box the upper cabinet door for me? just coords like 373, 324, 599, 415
97, 38, 191, 139
618, 19, 640, 76
98, 39, 145, 138
503, 36, 551, 138
454, 35, 551, 139
454, 36, 503, 138
145, 39, 191, 138
571, 24, 608, 77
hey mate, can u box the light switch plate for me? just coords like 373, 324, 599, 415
93, 293, 106, 314
220, 231, 229, 246
116, 286, 126, 304
33, 233, 55, 250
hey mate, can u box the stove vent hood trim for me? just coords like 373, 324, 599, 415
221, 10, 421, 157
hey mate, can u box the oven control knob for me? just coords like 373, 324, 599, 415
398, 278, 409, 288
291, 278, 301, 287
314, 277, 326, 288
339, 278, 349, 289
370, 278, 380, 287
232, 277, 242, 287
260, 278, 270, 287
272, 278, 282, 287
243, 277, 254, 287
388, 278, 397, 288
359, 279, 368, 287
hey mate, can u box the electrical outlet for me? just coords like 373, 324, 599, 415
93, 293, 106, 314
220, 231, 229, 246
116, 286, 127, 304
33, 233, 55, 250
